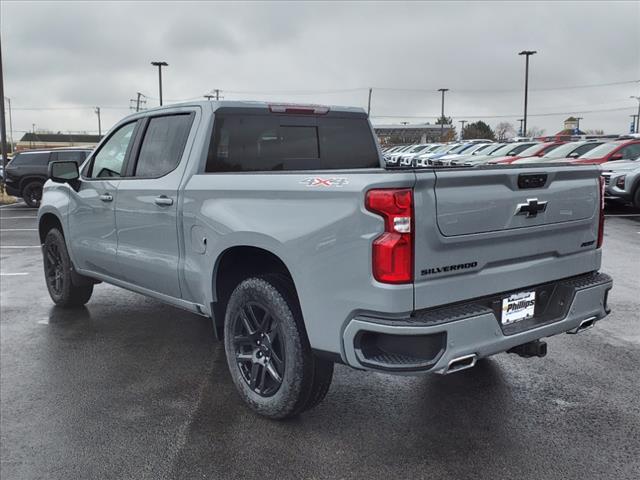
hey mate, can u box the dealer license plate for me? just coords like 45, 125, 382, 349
501, 291, 536, 325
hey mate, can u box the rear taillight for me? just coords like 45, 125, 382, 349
365, 188, 413, 284
597, 176, 605, 248
268, 104, 329, 115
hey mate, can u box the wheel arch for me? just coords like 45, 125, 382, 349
38, 212, 64, 244
19, 175, 47, 192
210, 245, 301, 340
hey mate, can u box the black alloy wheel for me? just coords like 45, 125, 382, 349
233, 302, 285, 397
44, 240, 64, 297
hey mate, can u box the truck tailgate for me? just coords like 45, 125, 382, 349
413, 165, 602, 311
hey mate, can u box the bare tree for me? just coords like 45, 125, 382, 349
526, 126, 545, 138
495, 122, 516, 141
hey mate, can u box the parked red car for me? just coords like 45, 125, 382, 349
568, 140, 640, 165
489, 142, 565, 164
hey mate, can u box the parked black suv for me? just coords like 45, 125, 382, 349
4, 148, 93, 207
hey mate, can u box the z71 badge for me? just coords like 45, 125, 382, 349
300, 177, 349, 187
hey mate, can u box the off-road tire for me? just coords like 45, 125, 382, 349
43, 229, 93, 307
223, 274, 333, 419
22, 181, 44, 208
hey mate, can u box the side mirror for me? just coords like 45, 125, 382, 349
49, 161, 80, 185
568, 151, 580, 158
610, 153, 624, 161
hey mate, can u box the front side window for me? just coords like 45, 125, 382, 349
206, 113, 379, 172
89, 122, 136, 178
134, 114, 193, 177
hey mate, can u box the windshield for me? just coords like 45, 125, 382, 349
488, 144, 521, 156
579, 142, 622, 159
541, 142, 581, 158
506, 143, 538, 156
410, 145, 429, 153
445, 144, 468, 154
477, 144, 502, 155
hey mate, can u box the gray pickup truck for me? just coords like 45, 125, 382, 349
38, 101, 613, 419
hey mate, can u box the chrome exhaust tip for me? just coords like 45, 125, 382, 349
445, 354, 477, 374
567, 316, 597, 335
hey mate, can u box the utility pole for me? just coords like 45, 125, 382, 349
458, 120, 467, 140
204, 94, 214, 101
4, 96, 13, 153
631, 114, 639, 134
518, 50, 537, 138
0, 39, 7, 186
367, 88, 372, 118
130, 92, 146, 112
94, 107, 101, 136
215, 89, 220, 101
517, 118, 524, 137
437, 88, 449, 141
151, 61, 169, 105
631, 96, 640, 133
31, 123, 35, 149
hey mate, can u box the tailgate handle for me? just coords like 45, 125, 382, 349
518, 173, 547, 189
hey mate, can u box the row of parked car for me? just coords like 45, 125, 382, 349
382, 137, 640, 208
382, 137, 640, 168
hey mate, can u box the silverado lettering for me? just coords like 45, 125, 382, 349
421, 262, 478, 276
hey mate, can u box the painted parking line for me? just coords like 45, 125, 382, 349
0, 228, 38, 231
0, 216, 38, 219
0, 202, 27, 209
0, 272, 30, 276
0, 246, 41, 249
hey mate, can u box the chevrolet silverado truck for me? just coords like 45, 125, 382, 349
38, 101, 613, 419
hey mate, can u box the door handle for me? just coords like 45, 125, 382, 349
154, 195, 174, 206
99, 193, 113, 202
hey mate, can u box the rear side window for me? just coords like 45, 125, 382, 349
135, 114, 193, 177
206, 113, 379, 172
11, 152, 50, 166
53, 151, 89, 164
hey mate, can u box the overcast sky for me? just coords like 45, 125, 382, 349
2, 1, 639, 140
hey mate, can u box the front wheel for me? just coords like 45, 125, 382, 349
633, 187, 640, 209
43, 229, 94, 307
223, 275, 333, 419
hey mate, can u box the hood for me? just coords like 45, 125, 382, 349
601, 160, 639, 172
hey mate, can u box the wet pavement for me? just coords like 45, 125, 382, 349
1, 201, 639, 479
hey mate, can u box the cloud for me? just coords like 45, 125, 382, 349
2, 0, 639, 137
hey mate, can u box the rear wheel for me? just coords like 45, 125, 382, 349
22, 181, 43, 208
223, 275, 333, 419
43, 229, 93, 307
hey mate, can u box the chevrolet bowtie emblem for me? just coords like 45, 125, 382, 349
515, 198, 547, 218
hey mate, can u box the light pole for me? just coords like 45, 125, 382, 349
94, 107, 101, 136
438, 88, 449, 141
151, 61, 169, 106
517, 118, 524, 137
518, 50, 537, 138
631, 115, 639, 134
458, 120, 467, 140
631, 96, 640, 133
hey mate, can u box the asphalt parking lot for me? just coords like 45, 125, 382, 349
1, 201, 639, 480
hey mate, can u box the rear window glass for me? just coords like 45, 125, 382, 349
11, 152, 50, 166
206, 113, 379, 172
